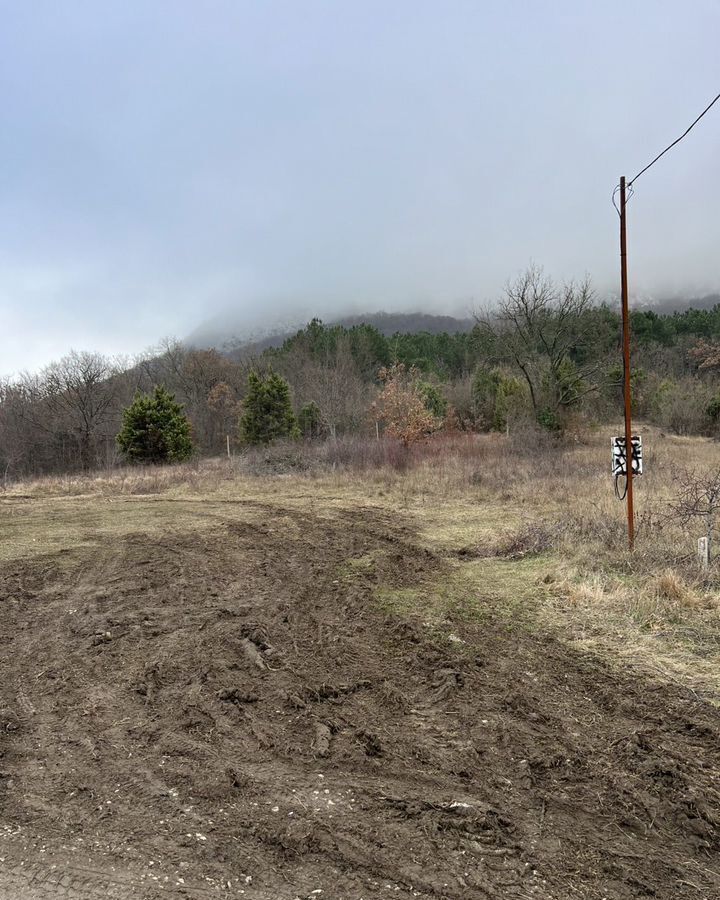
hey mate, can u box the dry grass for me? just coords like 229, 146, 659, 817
4, 424, 720, 695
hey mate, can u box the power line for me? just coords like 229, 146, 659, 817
628, 90, 720, 187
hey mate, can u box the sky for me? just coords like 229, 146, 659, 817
1, 1, 719, 375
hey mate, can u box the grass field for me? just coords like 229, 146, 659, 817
1, 428, 720, 898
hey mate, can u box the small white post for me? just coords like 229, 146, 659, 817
376, 421, 380, 441
226, 434, 231, 460
698, 536, 710, 570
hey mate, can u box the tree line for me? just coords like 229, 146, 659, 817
4, 266, 720, 477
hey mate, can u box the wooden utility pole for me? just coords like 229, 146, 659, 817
619, 176, 635, 550
613, 92, 720, 549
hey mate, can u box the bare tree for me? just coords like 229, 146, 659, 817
475, 265, 600, 423
0, 373, 66, 476
278, 335, 373, 438
207, 381, 241, 450
41, 351, 120, 469
0, 378, 34, 482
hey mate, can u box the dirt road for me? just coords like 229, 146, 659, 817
1, 494, 719, 898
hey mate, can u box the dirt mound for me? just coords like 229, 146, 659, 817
1, 500, 719, 898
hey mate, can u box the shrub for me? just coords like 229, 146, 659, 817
706, 395, 720, 426
537, 407, 561, 432
117, 386, 194, 464
654, 378, 714, 436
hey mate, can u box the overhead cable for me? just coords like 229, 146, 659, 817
628, 90, 720, 186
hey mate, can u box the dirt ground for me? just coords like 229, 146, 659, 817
1, 488, 720, 899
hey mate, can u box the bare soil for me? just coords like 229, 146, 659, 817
1, 495, 719, 899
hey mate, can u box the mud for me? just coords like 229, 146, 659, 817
1, 498, 719, 898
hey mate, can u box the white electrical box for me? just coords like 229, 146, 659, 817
612, 435, 643, 477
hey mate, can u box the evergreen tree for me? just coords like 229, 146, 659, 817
418, 381, 448, 418
117, 386, 194, 463
239, 371, 300, 444
297, 401, 324, 438
472, 366, 526, 431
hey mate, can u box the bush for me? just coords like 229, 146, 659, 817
706, 395, 720, 426
117, 386, 194, 464
537, 407, 561, 432
239, 371, 300, 445
654, 378, 714, 436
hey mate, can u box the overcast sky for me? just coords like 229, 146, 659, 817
1, 1, 719, 375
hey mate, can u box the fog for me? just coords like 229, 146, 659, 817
1, 1, 719, 374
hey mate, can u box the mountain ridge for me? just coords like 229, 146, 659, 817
193, 311, 476, 357
188, 295, 720, 357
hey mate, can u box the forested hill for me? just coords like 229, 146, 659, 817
333, 312, 475, 335
203, 302, 720, 359
225, 302, 720, 372
195, 312, 475, 356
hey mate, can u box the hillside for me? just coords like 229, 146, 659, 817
188, 298, 720, 357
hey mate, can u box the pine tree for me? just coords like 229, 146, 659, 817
298, 401, 324, 438
239, 371, 300, 445
117, 386, 194, 463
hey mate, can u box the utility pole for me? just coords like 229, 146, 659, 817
614, 90, 720, 549
619, 175, 635, 550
